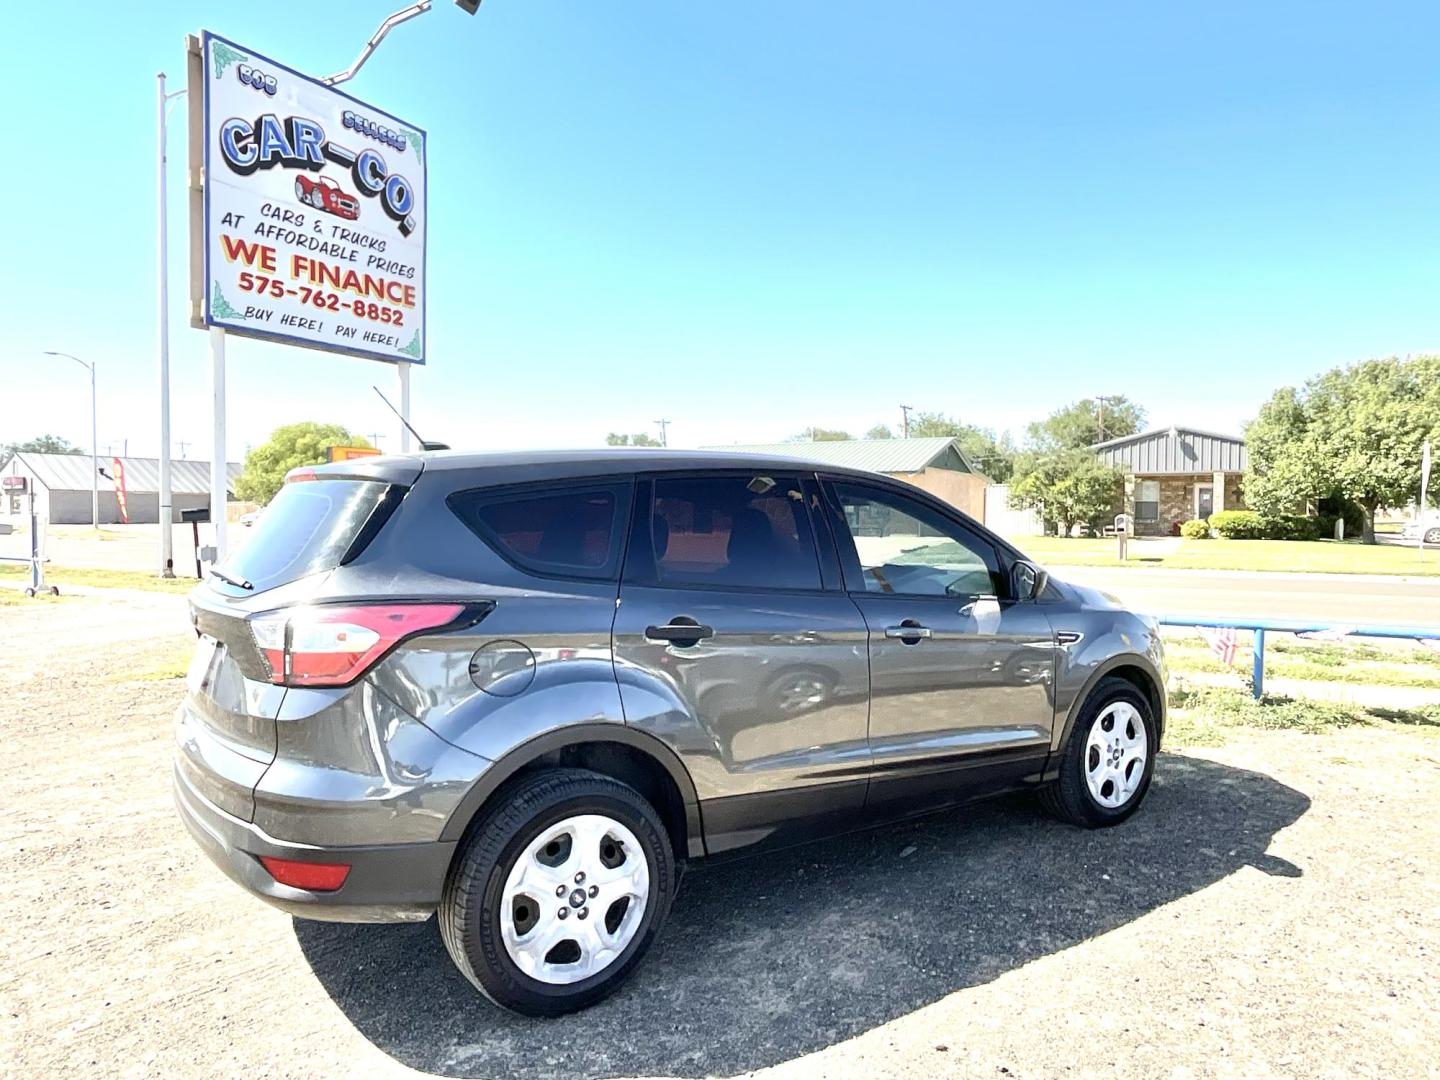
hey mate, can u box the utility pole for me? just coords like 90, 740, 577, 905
654, 419, 669, 447
899, 405, 913, 439
177, 441, 190, 459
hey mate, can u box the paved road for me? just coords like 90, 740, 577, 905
1054, 565, 1440, 626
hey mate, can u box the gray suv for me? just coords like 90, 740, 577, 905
175, 450, 1165, 1015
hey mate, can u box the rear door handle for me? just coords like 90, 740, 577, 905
646, 621, 714, 646
884, 623, 932, 642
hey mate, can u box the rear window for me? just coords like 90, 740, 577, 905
450, 483, 628, 581
220, 479, 391, 593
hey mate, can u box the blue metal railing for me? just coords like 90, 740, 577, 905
1156, 616, 1440, 699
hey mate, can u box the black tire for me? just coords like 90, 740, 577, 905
1040, 676, 1158, 828
439, 768, 675, 1016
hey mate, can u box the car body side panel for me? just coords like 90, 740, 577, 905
367, 596, 627, 763
612, 587, 873, 802
1046, 581, 1168, 755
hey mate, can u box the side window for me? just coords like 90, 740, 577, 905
450, 483, 627, 580
649, 474, 822, 591
829, 481, 1003, 599
1135, 480, 1160, 524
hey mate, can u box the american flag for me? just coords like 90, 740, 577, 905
1197, 626, 1238, 666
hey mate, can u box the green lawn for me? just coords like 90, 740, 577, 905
0, 564, 196, 594
1007, 536, 1440, 576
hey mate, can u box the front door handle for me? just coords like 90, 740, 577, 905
646, 620, 714, 646
884, 621, 932, 643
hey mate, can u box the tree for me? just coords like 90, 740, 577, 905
1242, 386, 1319, 517
0, 434, 80, 469
1027, 396, 1146, 452
1244, 355, 1440, 543
605, 433, 662, 447
902, 411, 1017, 482
789, 427, 853, 442
1008, 450, 1122, 537
865, 424, 894, 439
234, 422, 371, 505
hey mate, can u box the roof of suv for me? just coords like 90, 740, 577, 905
311, 447, 887, 484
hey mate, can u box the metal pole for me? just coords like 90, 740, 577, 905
397, 361, 412, 452
1251, 628, 1265, 700
157, 72, 175, 576
210, 327, 228, 562
88, 360, 98, 529
321, 1, 433, 86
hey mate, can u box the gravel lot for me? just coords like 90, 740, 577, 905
3, 591, 1437, 1078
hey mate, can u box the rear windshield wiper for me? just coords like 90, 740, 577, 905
208, 568, 254, 591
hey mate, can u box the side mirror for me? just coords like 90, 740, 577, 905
1010, 560, 1048, 601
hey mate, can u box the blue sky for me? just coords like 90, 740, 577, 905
3, 1, 1437, 460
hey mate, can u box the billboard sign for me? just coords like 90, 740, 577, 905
193, 32, 427, 365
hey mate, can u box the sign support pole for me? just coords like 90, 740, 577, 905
210, 327, 228, 563
397, 361, 412, 452
157, 72, 176, 576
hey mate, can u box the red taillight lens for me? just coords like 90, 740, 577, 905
249, 603, 466, 687
259, 856, 351, 892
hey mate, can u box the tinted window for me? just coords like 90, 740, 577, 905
830, 482, 1002, 599
221, 479, 390, 593
649, 475, 822, 591
453, 484, 624, 580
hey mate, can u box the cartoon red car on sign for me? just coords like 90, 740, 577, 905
294, 175, 360, 220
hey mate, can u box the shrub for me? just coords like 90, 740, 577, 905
1207, 510, 1319, 540
1262, 514, 1320, 541
1207, 510, 1267, 539
1179, 519, 1211, 539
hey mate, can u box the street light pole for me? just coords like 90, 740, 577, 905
156, 72, 185, 576
44, 351, 98, 528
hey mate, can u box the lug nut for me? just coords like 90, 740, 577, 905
578, 907, 589, 919
556, 885, 567, 897
588, 885, 599, 898
558, 907, 569, 919
574, 871, 586, 884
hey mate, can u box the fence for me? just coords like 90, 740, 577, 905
1157, 615, 1440, 699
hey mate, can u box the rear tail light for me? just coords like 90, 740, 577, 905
259, 856, 351, 892
249, 603, 468, 687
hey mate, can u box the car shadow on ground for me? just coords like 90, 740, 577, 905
294, 754, 1308, 1079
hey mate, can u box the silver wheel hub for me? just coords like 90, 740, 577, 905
1084, 701, 1148, 809
501, 813, 649, 986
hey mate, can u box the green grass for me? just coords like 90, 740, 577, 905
115, 647, 194, 683
1165, 683, 1440, 748
0, 589, 69, 607
1007, 535, 1440, 576
1162, 633, 1440, 689
0, 564, 196, 594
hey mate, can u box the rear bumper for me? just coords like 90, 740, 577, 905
174, 762, 454, 923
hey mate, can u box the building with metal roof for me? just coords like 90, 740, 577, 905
1, 452, 241, 525
699, 437, 988, 521
1090, 426, 1249, 536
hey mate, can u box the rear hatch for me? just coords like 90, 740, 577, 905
175, 466, 414, 821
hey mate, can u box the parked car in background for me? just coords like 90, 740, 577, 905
174, 450, 1166, 1016
1401, 511, 1440, 545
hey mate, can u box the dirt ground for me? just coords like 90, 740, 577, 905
3, 591, 1438, 1079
